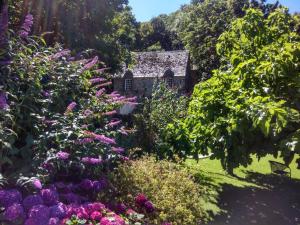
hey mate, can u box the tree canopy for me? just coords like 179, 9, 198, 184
166, 8, 300, 173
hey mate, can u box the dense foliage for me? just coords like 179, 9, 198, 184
7, 0, 139, 69
167, 8, 300, 173
112, 157, 220, 225
133, 82, 188, 158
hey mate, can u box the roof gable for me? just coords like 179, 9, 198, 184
119, 50, 189, 78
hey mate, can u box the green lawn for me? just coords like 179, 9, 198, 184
186, 155, 300, 188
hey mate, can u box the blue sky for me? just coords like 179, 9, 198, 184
129, 0, 300, 22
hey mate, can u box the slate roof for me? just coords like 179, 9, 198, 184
117, 50, 189, 78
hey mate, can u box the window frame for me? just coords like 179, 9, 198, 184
124, 78, 133, 91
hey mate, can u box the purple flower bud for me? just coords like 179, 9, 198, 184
19, 14, 33, 38
65, 102, 77, 114
111, 147, 125, 154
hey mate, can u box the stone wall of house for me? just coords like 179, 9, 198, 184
114, 76, 186, 98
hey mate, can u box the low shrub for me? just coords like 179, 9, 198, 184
110, 157, 220, 225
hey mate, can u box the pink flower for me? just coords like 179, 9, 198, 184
56, 151, 69, 160
111, 147, 124, 154
64, 102, 77, 114
81, 157, 102, 165
103, 110, 117, 116
135, 194, 148, 206
90, 211, 102, 221
96, 88, 106, 97
33, 179, 42, 190
83, 56, 98, 71
90, 77, 106, 84
96, 82, 112, 88
76, 138, 94, 145
107, 120, 121, 128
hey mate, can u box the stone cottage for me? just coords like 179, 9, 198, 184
113, 50, 192, 98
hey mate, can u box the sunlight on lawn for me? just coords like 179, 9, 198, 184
186, 155, 300, 189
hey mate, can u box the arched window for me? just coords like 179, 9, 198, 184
163, 69, 174, 88
123, 70, 133, 91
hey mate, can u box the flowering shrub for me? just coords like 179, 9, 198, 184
111, 157, 220, 225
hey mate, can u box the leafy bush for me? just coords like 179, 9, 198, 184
111, 157, 220, 225
133, 82, 188, 158
167, 8, 300, 173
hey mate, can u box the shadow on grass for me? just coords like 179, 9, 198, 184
206, 172, 300, 225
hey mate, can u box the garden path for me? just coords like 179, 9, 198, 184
207, 172, 300, 225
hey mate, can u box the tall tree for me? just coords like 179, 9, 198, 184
167, 8, 300, 174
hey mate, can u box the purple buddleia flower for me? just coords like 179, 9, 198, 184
96, 81, 112, 88
50, 49, 70, 60
82, 56, 98, 72
84, 109, 93, 116
19, 14, 33, 38
94, 67, 109, 74
64, 102, 77, 114
103, 110, 117, 116
56, 151, 70, 160
3, 204, 25, 222
94, 134, 116, 145
40, 189, 59, 206
0, 91, 8, 109
81, 157, 102, 165
0, 189, 22, 208
23, 194, 44, 212
76, 137, 94, 145
90, 77, 106, 84
50, 202, 67, 219
118, 127, 128, 136
111, 147, 125, 154
125, 96, 137, 102
96, 88, 106, 97
107, 120, 122, 128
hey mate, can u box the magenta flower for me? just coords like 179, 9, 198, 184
33, 179, 43, 190
82, 157, 103, 165
65, 102, 77, 114
94, 134, 116, 145
90, 211, 102, 221
56, 151, 70, 160
3, 203, 25, 222
85, 202, 105, 213
135, 194, 148, 206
